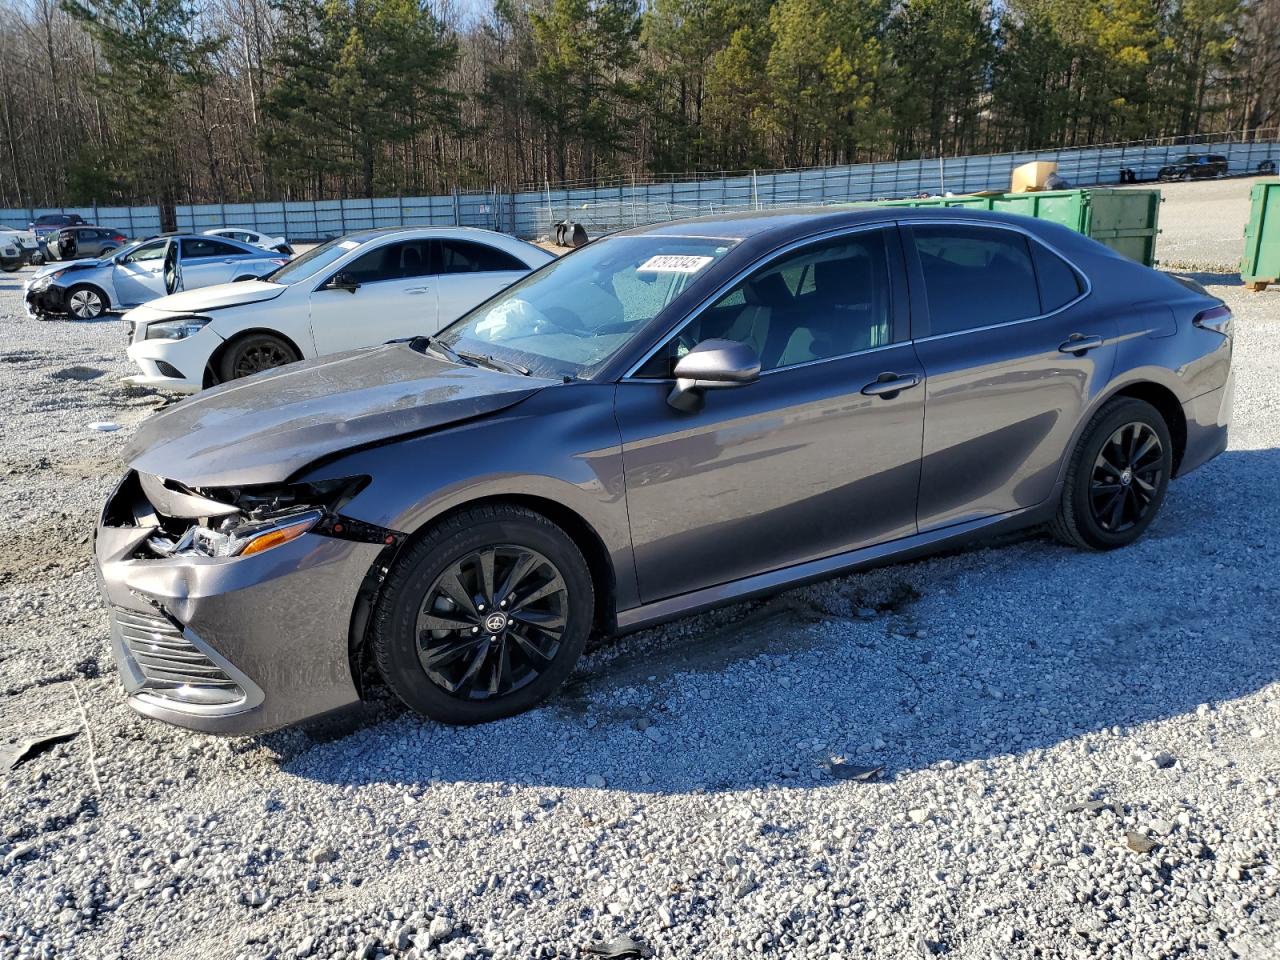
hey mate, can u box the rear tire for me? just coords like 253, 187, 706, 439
217, 333, 299, 381
1051, 397, 1172, 551
371, 505, 594, 725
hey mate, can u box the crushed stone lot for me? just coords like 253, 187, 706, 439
1, 213, 1279, 960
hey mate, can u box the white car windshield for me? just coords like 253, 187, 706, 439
433, 235, 736, 379
264, 236, 358, 284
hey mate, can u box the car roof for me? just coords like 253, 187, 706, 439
330, 226, 531, 245
610, 204, 1067, 244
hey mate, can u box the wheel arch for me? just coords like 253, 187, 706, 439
345, 493, 619, 692
64, 280, 111, 312
1057, 375, 1188, 486
203, 327, 305, 388
1108, 381, 1187, 473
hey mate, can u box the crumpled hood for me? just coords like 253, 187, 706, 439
135, 280, 286, 315
128, 344, 549, 487
34, 257, 102, 280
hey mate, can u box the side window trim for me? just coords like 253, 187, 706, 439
623, 222, 905, 382
899, 219, 1092, 342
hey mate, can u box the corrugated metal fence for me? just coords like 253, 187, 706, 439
4, 135, 1276, 242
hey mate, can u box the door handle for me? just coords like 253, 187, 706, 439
1058, 334, 1104, 355
861, 373, 921, 398
405, 286, 430, 295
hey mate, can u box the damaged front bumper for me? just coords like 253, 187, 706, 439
95, 471, 392, 735
23, 281, 70, 318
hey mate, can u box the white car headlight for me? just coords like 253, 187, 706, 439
145, 316, 212, 341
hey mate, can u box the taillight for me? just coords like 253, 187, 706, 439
113, 234, 126, 242
1193, 304, 1231, 337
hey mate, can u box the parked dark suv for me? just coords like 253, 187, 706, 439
52, 226, 129, 260
1157, 154, 1228, 180
29, 212, 89, 239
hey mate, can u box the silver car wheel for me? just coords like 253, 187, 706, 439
68, 288, 104, 319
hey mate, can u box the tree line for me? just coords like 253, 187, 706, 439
0, 0, 1276, 210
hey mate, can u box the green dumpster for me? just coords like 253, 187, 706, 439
1242, 179, 1280, 292
865, 188, 1162, 267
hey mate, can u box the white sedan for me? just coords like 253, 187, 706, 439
123, 227, 554, 392
204, 227, 294, 256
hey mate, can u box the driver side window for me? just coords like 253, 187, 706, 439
634, 230, 893, 378
122, 241, 167, 264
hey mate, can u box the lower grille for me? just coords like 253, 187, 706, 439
113, 607, 245, 706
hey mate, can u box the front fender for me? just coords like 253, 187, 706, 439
298, 382, 638, 611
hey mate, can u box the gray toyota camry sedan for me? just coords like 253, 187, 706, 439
94, 207, 1233, 734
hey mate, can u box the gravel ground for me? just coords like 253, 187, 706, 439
1, 202, 1278, 960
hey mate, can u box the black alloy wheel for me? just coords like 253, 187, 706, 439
416, 545, 568, 700
218, 333, 300, 381
1052, 397, 1172, 551
372, 504, 593, 724
1089, 422, 1165, 533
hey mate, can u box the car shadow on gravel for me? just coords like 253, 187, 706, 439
1171, 271, 1244, 288
277, 447, 1280, 796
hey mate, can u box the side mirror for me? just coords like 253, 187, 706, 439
667, 338, 760, 412
325, 272, 360, 293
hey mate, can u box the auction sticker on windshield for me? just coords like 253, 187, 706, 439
637, 255, 715, 273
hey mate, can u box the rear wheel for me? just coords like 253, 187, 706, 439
1052, 397, 1172, 550
217, 333, 299, 381
66, 284, 107, 320
371, 505, 593, 724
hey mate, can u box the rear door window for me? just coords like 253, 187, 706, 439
437, 239, 528, 274
183, 237, 244, 259
908, 225, 1041, 336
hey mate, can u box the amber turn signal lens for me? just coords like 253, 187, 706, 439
239, 517, 317, 557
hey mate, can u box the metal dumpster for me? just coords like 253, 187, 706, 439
868, 188, 1162, 267
1242, 179, 1280, 292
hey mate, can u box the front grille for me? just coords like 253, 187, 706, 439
113, 607, 245, 706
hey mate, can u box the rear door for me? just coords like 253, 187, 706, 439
180, 236, 253, 288
615, 226, 925, 602
432, 239, 531, 330
903, 221, 1118, 531
308, 238, 438, 354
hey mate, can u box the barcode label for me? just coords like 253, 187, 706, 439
636, 255, 714, 274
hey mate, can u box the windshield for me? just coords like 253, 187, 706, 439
434, 235, 736, 378
265, 236, 360, 284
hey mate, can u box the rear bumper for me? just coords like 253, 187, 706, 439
1177, 375, 1233, 477
95, 485, 383, 735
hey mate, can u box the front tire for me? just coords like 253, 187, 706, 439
371, 505, 594, 725
66, 284, 107, 320
1052, 397, 1172, 550
217, 333, 299, 381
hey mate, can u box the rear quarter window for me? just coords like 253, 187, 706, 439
1030, 241, 1084, 312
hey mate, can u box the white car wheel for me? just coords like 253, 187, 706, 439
68, 287, 105, 320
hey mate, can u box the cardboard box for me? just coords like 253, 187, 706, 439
1010, 160, 1058, 193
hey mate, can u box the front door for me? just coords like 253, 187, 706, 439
614, 227, 925, 603
902, 222, 1119, 531
111, 238, 172, 307
309, 239, 439, 355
